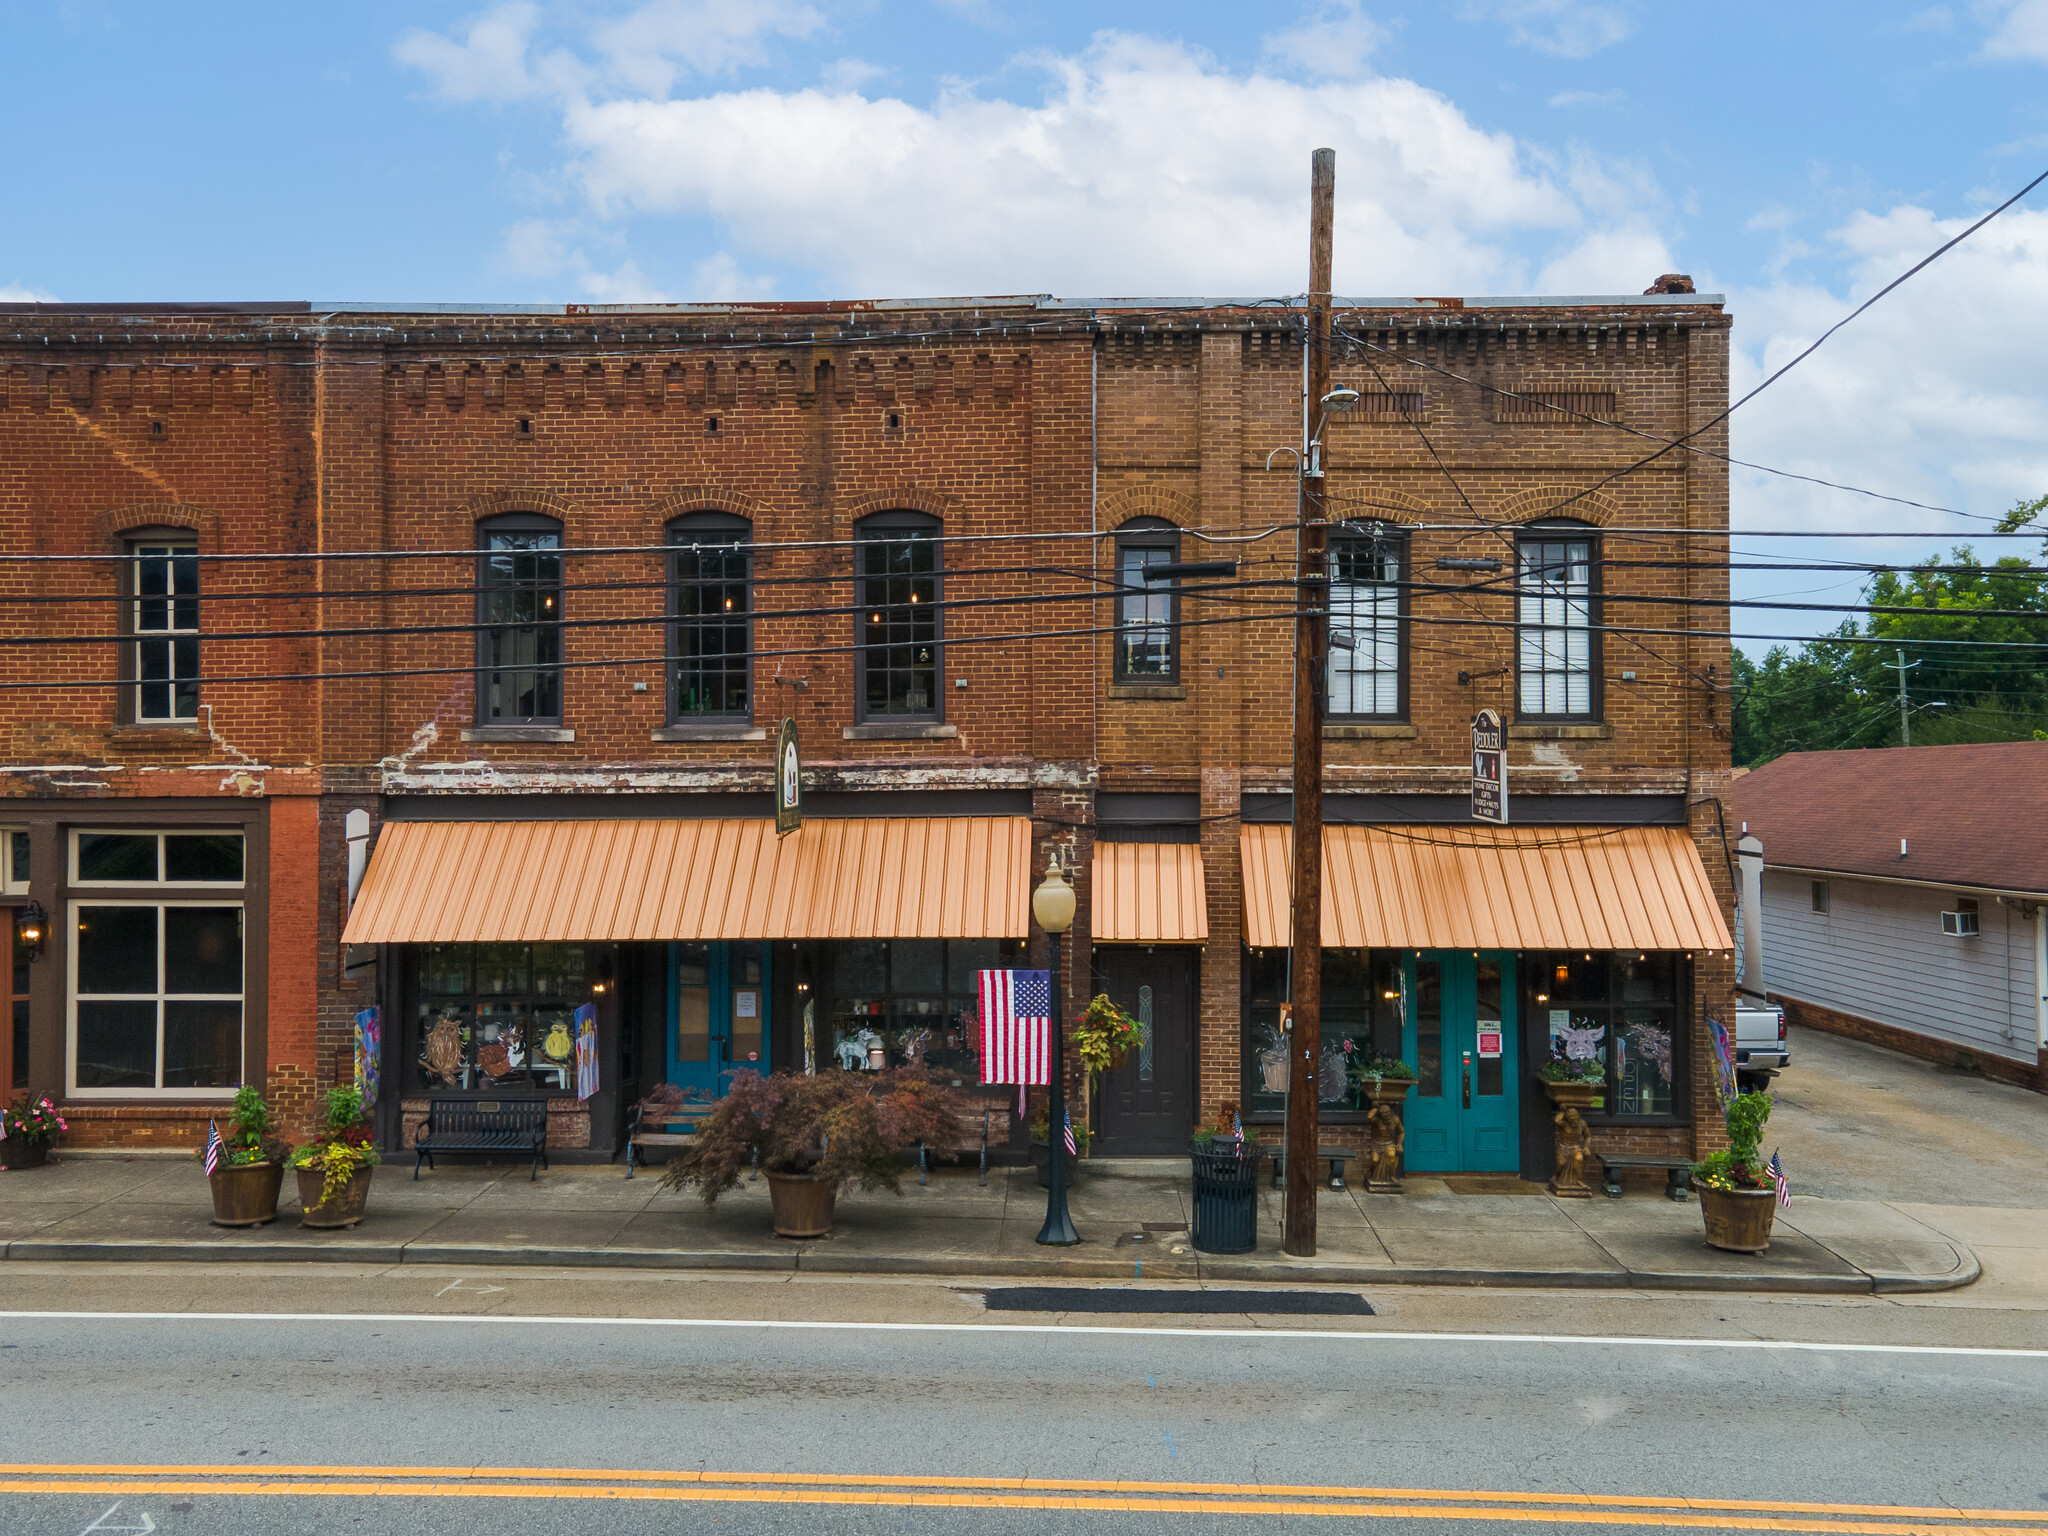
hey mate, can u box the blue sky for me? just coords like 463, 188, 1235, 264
7, 1, 2048, 647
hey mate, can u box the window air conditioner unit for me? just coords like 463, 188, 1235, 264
1941, 910, 1980, 937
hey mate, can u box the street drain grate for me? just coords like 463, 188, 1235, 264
983, 1288, 1373, 1315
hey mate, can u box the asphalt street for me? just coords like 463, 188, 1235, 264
5, 1268, 2047, 1536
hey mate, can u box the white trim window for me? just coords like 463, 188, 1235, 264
132, 540, 201, 722
1, 829, 25, 894
67, 830, 246, 1098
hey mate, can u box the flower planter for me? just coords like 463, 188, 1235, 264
208, 1161, 284, 1227
1541, 1081, 1600, 1198
1359, 1078, 1413, 1193
765, 1170, 836, 1238
1696, 1183, 1778, 1253
1189, 1140, 1262, 1254
1028, 1138, 1089, 1188
1258, 1052, 1288, 1095
2, 1136, 52, 1170
297, 1166, 374, 1229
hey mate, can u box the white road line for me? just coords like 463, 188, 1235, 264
1, 1310, 2044, 1359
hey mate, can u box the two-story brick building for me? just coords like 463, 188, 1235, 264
0, 288, 1736, 1179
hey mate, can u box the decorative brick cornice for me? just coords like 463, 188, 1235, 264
91, 500, 222, 552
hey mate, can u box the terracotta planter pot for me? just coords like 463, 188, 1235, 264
765, 1170, 836, 1238
1696, 1183, 1778, 1253
1359, 1077, 1413, 1193
1542, 1081, 1602, 1198
208, 1161, 284, 1227
297, 1165, 375, 1229
2, 1136, 52, 1170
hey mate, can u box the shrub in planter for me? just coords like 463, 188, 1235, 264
200, 1085, 291, 1227
662, 1068, 970, 1238
289, 1086, 381, 1228
1, 1094, 66, 1170
1027, 1111, 1094, 1187
1691, 1091, 1781, 1253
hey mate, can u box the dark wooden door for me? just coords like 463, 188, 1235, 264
1092, 947, 1198, 1156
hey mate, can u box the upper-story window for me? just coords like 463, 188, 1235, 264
128, 536, 200, 722
857, 511, 941, 720
1517, 523, 1599, 720
1114, 518, 1179, 683
477, 514, 563, 726
1328, 525, 1405, 719
670, 512, 751, 722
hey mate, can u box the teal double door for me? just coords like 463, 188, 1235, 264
1401, 951, 1519, 1173
665, 941, 769, 1098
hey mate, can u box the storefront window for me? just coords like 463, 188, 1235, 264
1244, 948, 1403, 1116
826, 938, 1023, 1082
414, 942, 588, 1093
72, 903, 243, 1092
1535, 952, 1680, 1117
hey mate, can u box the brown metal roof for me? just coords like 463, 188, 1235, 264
1239, 824, 1733, 952
341, 817, 1032, 944
1729, 742, 2048, 896
1091, 843, 1208, 944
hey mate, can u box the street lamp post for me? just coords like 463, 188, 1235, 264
1033, 859, 1079, 1247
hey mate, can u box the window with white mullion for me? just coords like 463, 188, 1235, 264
133, 542, 200, 722
69, 899, 244, 1095
1328, 530, 1404, 719
1516, 532, 1598, 720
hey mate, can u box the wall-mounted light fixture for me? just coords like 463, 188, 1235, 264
16, 899, 47, 960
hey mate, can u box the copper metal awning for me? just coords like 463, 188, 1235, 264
1091, 842, 1208, 944
1239, 823, 1734, 952
341, 816, 1032, 944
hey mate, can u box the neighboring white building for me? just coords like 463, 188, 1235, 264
1731, 742, 2048, 1093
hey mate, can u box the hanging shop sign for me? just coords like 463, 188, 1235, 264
776, 717, 803, 837
1471, 709, 1507, 825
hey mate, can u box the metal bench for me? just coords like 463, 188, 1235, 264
414, 1095, 550, 1182
1596, 1152, 1691, 1201
1269, 1144, 1355, 1191
915, 1102, 1007, 1187
623, 1098, 713, 1179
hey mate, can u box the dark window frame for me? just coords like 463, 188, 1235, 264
1326, 524, 1408, 721
1515, 521, 1602, 723
855, 510, 943, 723
1113, 517, 1182, 685
1532, 950, 1689, 1125
1811, 880, 1830, 914
667, 511, 753, 723
120, 530, 201, 725
475, 512, 565, 727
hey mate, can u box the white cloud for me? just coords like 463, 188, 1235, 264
1463, 1, 1635, 58
821, 57, 886, 93
0, 282, 57, 302
1547, 87, 1624, 108
1980, 0, 2048, 59
1262, 2, 1388, 80
394, 2, 560, 102
689, 251, 779, 301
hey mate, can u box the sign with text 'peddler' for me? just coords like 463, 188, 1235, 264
1471, 708, 1507, 824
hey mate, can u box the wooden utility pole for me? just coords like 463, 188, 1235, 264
1285, 147, 1335, 1257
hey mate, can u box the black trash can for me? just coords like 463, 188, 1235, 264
1190, 1139, 1263, 1255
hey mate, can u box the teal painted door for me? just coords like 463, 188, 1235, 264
1400, 952, 1519, 1172
665, 941, 770, 1097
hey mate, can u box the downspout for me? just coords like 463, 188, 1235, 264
1736, 834, 1764, 1002
2037, 905, 2047, 1051
1091, 341, 1099, 779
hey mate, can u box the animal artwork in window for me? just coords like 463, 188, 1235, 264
542, 1022, 574, 1063
1556, 1022, 1607, 1062
1623, 1023, 1672, 1083
834, 1030, 881, 1072
424, 1012, 464, 1084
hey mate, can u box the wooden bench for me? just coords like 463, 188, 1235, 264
623, 1098, 714, 1179
1596, 1152, 1691, 1201
414, 1095, 550, 1182
916, 1102, 1006, 1187
1269, 1145, 1354, 1190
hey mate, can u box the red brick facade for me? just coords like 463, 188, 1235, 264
1, 294, 1737, 1170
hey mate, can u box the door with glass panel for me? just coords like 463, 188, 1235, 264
667, 941, 768, 1099
1400, 952, 1519, 1172
1092, 947, 1197, 1156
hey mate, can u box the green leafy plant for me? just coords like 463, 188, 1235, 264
1072, 995, 1144, 1084
288, 1086, 382, 1203
1028, 1111, 1094, 1151
1692, 1090, 1775, 1192
1539, 1056, 1606, 1086
663, 1068, 970, 1207
198, 1085, 289, 1168
3, 1093, 66, 1144
1353, 1054, 1415, 1083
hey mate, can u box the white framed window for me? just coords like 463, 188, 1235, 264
1, 829, 26, 894
71, 829, 245, 887
131, 540, 201, 722
68, 899, 244, 1096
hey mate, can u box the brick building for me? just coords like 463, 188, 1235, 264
0, 288, 1736, 1179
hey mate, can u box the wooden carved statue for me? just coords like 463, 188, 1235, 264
1364, 1100, 1405, 1193
1549, 1104, 1594, 1198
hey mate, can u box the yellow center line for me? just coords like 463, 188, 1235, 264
0, 1464, 2041, 1524
1, 1477, 2046, 1532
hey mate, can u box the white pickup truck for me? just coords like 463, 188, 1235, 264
1734, 993, 1788, 1093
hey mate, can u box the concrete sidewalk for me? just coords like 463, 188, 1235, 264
0, 1153, 1982, 1294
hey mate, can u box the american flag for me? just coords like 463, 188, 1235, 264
203, 1119, 223, 1176
977, 969, 1051, 1087
1063, 1109, 1078, 1156
1767, 1148, 1789, 1208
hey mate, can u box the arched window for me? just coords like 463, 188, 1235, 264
1516, 519, 1600, 720
121, 527, 201, 723
1327, 523, 1406, 719
476, 512, 563, 726
668, 511, 752, 722
856, 511, 941, 720
1114, 517, 1180, 683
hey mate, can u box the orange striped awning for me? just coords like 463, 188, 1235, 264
1091, 842, 1208, 944
1239, 823, 1734, 953
341, 816, 1032, 944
